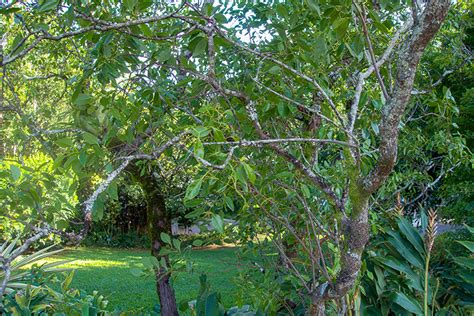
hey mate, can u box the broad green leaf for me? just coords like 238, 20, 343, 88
186, 179, 202, 200
211, 214, 224, 233
10, 165, 21, 181
192, 127, 211, 137
393, 292, 423, 315
453, 257, 474, 269
307, 0, 321, 15
157, 47, 172, 62
56, 137, 73, 148
376, 256, 414, 276
172, 238, 181, 250
203, 292, 222, 316
459, 270, 474, 284
37, 0, 59, 12
457, 241, 474, 253
192, 239, 203, 247
464, 225, 474, 235
192, 37, 207, 56
398, 218, 425, 255
386, 231, 424, 269
224, 196, 235, 212
73, 93, 93, 106
268, 65, 281, 75
160, 232, 171, 245
300, 184, 310, 199
83, 132, 99, 145
194, 140, 204, 158
242, 162, 256, 184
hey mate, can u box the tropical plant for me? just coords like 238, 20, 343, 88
181, 274, 262, 316
0, 239, 110, 315
361, 211, 474, 315
2, 270, 110, 315
0, 237, 68, 297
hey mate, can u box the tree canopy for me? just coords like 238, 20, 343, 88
1, 0, 472, 314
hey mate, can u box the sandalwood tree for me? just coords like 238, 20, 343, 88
1, 0, 471, 314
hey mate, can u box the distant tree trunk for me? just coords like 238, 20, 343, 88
138, 173, 179, 316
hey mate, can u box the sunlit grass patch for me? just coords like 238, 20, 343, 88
32, 247, 244, 312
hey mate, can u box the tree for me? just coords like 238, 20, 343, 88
1, 0, 467, 314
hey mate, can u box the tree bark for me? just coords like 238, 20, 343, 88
138, 173, 179, 316
311, 1, 451, 309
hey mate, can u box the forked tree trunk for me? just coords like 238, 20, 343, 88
138, 174, 179, 316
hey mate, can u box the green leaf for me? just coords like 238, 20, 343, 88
300, 184, 310, 199
202, 292, 222, 316
193, 37, 207, 56
172, 238, 181, 250
464, 225, 474, 235
37, 0, 59, 12
192, 126, 211, 137
62, 270, 75, 291
211, 214, 224, 233
277, 103, 288, 117
160, 232, 171, 245
376, 256, 414, 276
56, 137, 73, 148
371, 122, 379, 135
453, 257, 474, 269
307, 0, 321, 15
224, 196, 234, 212
194, 140, 204, 158
213, 129, 225, 142
10, 165, 21, 181
393, 292, 423, 315
186, 179, 202, 200
72, 93, 93, 106
398, 218, 425, 255
157, 47, 172, 62
333, 18, 350, 39
192, 239, 203, 247
242, 162, 256, 184
268, 65, 281, 75
83, 132, 99, 145
79, 150, 88, 166
457, 241, 474, 253
386, 231, 424, 269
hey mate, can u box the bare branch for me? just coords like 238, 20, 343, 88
349, 17, 413, 132
357, 4, 389, 100
203, 138, 355, 148
181, 145, 236, 170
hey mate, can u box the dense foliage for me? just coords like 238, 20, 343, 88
1, 0, 472, 314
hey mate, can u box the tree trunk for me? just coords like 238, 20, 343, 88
139, 174, 179, 316
309, 297, 326, 316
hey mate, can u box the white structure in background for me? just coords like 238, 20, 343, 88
171, 219, 237, 235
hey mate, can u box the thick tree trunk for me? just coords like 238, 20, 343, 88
139, 174, 179, 316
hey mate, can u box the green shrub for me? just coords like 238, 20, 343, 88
361, 216, 474, 315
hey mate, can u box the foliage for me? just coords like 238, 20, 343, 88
0, 238, 68, 296
361, 214, 474, 315
2, 269, 109, 315
180, 274, 261, 316
0, 240, 109, 315
0, 0, 471, 312
431, 226, 474, 311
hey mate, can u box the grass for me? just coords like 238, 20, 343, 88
36, 246, 246, 312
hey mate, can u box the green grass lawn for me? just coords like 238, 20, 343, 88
38, 247, 246, 312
